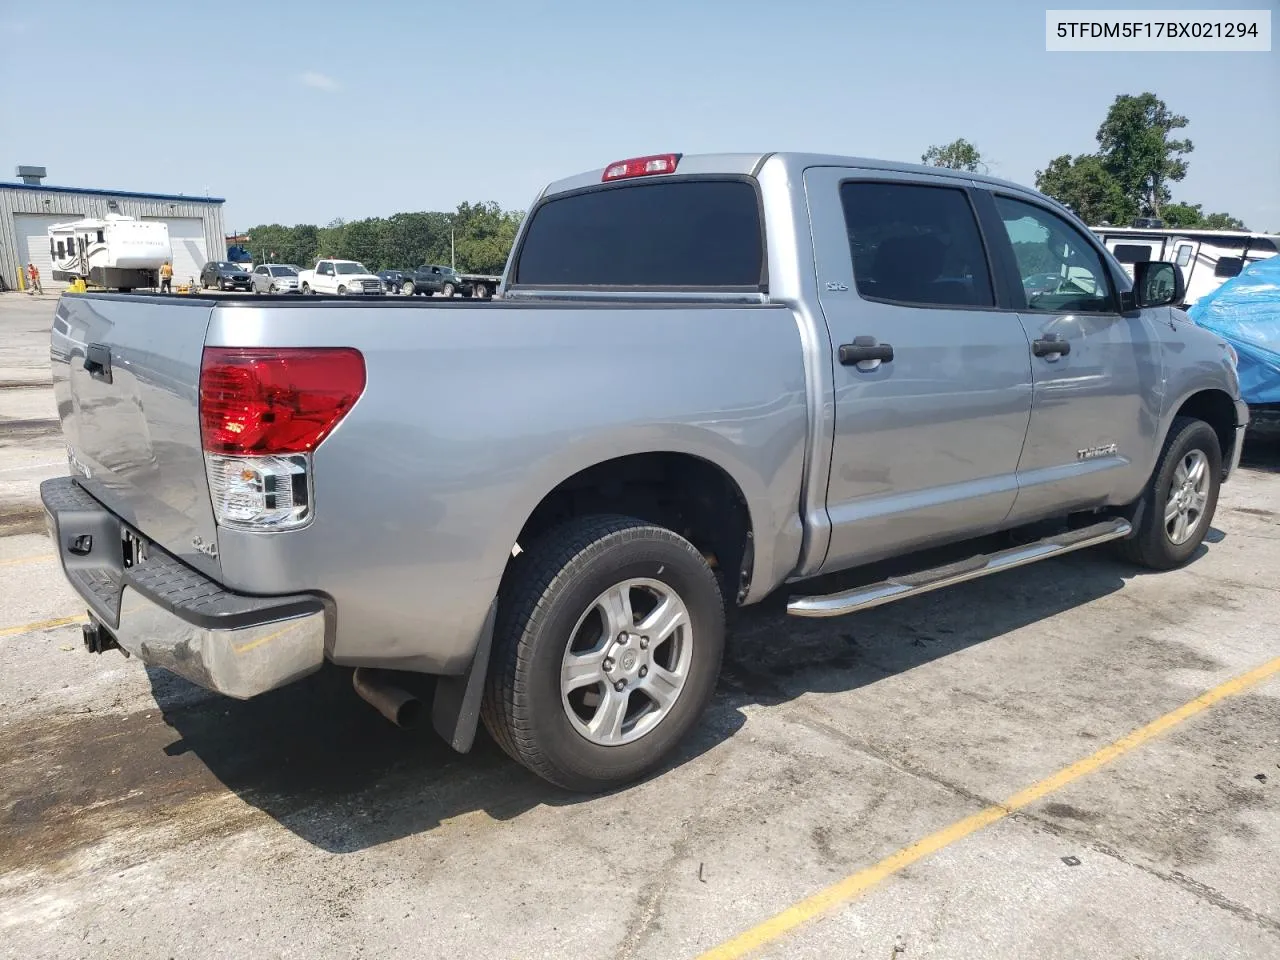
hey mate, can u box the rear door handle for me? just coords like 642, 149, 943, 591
1032, 337, 1070, 358
839, 340, 894, 366
84, 343, 113, 383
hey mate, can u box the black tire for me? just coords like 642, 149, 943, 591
401, 280, 415, 296
441, 282, 455, 298
476, 284, 492, 300
337, 285, 347, 296
301, 283, 311, 295
482, 515, 725, 792
1117, 416, 1222, 570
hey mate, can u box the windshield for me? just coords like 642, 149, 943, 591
269, 266, 297, 277
334, 262, 370, 275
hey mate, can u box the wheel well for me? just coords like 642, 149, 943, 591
1174, 390, 1237, 462
512, 453, 754, 604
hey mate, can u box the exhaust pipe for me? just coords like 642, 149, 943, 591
352, 667, 424, 728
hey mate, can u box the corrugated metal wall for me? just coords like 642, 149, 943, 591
0, 186, 226, 290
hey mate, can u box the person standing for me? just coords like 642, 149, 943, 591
159, 260, 173, 294
27, 262, 43, 295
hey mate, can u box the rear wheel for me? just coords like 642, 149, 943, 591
1117, 416, 1222, 570
482, 515, 725, 792
301, 283, 311, 295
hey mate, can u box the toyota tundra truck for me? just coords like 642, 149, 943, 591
42, 152, 1248, 792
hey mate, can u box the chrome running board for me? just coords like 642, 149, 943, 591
787, 518, 1132, 618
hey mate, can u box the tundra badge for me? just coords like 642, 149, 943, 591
1077, 443, 1118, 461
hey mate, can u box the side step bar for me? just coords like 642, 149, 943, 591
787, 518, 1132, 618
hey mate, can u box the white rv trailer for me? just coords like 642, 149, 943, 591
48, 213, 171, 291
1091, 225, 1279, 307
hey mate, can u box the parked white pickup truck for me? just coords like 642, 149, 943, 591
296, 259, 385, 296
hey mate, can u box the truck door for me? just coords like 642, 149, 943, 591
316, 261, 335, 293
982, 193, 1159, 522
803, 168, 1034, 572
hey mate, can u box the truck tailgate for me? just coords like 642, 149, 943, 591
51, 295, 221, 578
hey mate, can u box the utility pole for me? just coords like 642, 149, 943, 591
450, 224, 455, 271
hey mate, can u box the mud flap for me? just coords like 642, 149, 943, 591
431, 600, 496, 753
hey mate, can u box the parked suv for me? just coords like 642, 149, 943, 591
200, 261, 252, 291
250, 264, 301, 295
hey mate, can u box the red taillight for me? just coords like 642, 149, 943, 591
199, 347, 366, 455
601, 153, 681, 182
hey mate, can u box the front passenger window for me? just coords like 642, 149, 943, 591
995, 196, 1115, 313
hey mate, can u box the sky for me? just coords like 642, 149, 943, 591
2, 0, 1277, 231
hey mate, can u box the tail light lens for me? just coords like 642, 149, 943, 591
199, 347, 365, 530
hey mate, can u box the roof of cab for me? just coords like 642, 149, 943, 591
540, 152, 1043, 202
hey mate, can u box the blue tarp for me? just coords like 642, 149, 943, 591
1188, 256, 1280, 405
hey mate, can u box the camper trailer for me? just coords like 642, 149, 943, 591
48, 213, 171, 291
1091, 224, 1279, 308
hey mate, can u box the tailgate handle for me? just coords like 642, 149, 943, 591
84, 343, 113, 383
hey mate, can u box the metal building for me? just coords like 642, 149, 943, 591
1, 172, 226, 292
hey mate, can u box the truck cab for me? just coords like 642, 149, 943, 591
297, 259, 384, 296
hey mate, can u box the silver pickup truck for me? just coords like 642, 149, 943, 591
43, 152, 1247, 792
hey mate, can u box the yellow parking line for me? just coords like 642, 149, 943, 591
696, 653, 1280, 960
0, 614, 86, 639
0, 553, 55, 568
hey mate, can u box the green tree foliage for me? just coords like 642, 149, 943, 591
1095, 92, 1192, 217
1200, 212, 1247, 230
244, 203, 524, 273
1031, 92, 1245, 229
921, 138, 986, 172
1160, 202, 1205, 228
1035, 154, 1135, 225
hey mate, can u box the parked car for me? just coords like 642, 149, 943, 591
377, 269, 409, 294
399, 264, 501, 298
200, 261, 252, 291
250, 263, 301, 295
42, 151, 1247, 794
296, 259, 384, 296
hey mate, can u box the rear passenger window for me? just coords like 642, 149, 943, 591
839, 182, 994, 308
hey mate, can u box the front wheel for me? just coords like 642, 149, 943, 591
337, 285, 347, 296
401, 280, 415, 296
441, 282, 455, 298
482, 515, 725, 792
1117, 416, 1222, 570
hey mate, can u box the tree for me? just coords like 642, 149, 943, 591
1095, 93, 1192, 217
1201, 212, 1247, 230
243, 203, 525, 274
1160, 202, 1204, 228
1034, 154, 1135, 225
921, 138, 986, 172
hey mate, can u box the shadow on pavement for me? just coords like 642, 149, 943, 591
137, 522, 1195, 854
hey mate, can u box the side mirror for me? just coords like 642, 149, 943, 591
1214, 257, 1243, 279
1133, 260, 1185, 309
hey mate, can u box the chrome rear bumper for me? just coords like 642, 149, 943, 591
41, 477, 327, 699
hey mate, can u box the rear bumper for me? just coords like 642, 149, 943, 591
40, 477, 327, 699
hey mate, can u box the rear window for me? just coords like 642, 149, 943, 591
514, 179, 764, 288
